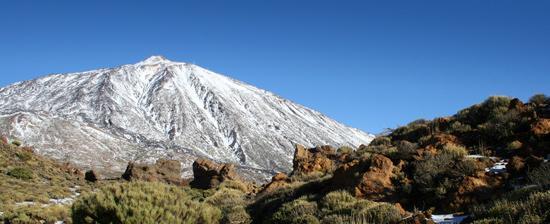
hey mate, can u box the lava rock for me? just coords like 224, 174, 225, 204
122, 159, 184, 186
190, 158, 242, 189
291, 144, 338, 176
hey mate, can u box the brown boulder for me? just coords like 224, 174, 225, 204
291, 144, 338, 176
122, 159, 184, 185
394, 203, 409, 217
272, 172, 288, 182
355, 154, 395, 199
509, 98, 526, 111
258, 172, 290, 196
447, 173, 504, 211
190, 158, 242, 189
332, 154, 396, 200
531, 118, 550, 135
428, 134, 460, 148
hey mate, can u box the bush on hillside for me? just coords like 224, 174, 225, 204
7, 167, 34, 180
471, 188, 550, 224
390, 140, 418, 160
529, 94, 549, 105
391, 120, 432, 142
456, 96, 512, 127
337, 146, 354, 154
2, 204, 70, 224
528, 163, 550, 187
269, 197, 319, 224
15, 150, 33, 161
71, 181, 222, 224
266, 190, 403, 224
369, 136, 392, 146
205, 184, 251, 224
441, 144, 468, 158
448, 121, 472, 134
412, 150, 481, 203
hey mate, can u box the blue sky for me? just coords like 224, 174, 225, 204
1, 0, 549, 134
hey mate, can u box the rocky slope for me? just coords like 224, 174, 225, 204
0, 56, 373, 180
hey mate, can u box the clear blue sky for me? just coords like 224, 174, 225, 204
1, 0, 549, 134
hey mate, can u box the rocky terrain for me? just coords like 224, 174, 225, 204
2, 95, 548, 224
0, 56, 373, 181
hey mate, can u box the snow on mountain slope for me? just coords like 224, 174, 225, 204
0, 56, 374, 180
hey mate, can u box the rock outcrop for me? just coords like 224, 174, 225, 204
190, 158, 243, 189
531, 118, 550, 135
446, 173, 504, 211
258, 172, 290, 196
122, 159, 185, 186
331, 154, 396, 200
291, 144, 339, 176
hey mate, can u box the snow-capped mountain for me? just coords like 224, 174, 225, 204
0, 56, 374, 180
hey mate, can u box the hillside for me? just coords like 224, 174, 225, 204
0, 139, 92, 223
1, 94, 549, 224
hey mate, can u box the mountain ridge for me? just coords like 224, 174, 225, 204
0, 56, 374, 181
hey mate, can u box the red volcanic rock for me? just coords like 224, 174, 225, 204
258, 172, 291, 196
190, 158, 243, 189
122, 159, 185, 186
292, 144, 338, 176
532, 118, 550, 135
332, 154, 396, 200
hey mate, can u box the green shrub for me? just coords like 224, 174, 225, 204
369, 136, 392, 146
3, 204, 71, 224
454, 158, 482, 177
449, 121, 472, 133
7, 167, 34, 180
471, 189, 550, 224
412, 152, 473, 201
441, 144, 468, 158
391, 120, 431, 142
218, 180, 249, 194
319, 203, 401, 224
482, 96, 512, 112
292, 215, 320, 224
319, 191, 358, 214
529, 94, 549, 105
355, 203, 403, 224
71, 181, 222, 224
221, 206, 251, 224
16, 151, 33, 162
270, 198, 318, 224
290, 171, 328, 183
391, 140, 418, 160
507, 140, 523, 152
528, 163, 550, 187
472, 218, 505, 224
337, 146, 354, 154
456, 96, 512, 127
481, 109, 520, 141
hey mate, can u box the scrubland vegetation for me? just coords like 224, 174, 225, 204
1, 94, 549, 224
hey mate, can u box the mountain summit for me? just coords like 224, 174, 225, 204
0, 56, 374, 180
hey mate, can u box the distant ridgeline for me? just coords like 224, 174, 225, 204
1, 94, 549, 224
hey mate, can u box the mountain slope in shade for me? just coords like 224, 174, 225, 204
0, 56, 374, 180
